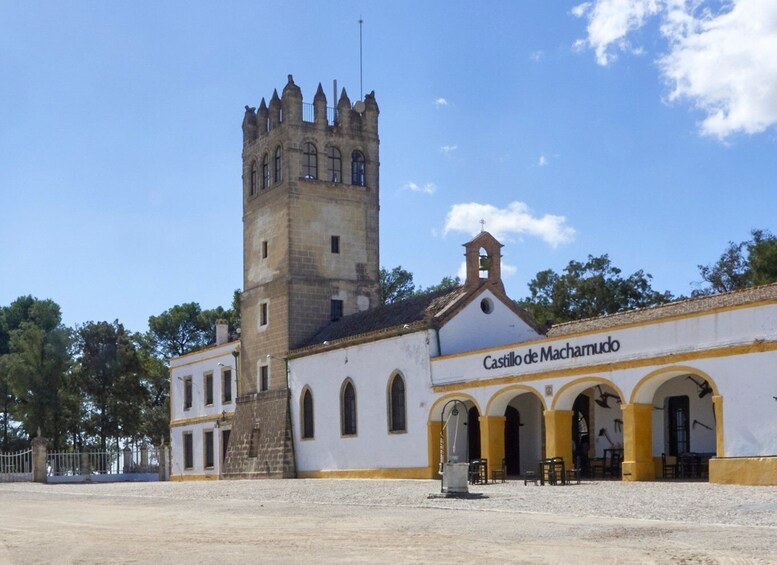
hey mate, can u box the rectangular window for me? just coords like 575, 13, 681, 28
221, 429, 231, 463
260, 365, 269, 392
248, 428, 260, 458
331, 299, 343, 321
331, 235, 340, 254
183, 432, 193, 469
204, 372, 214, 406
222, 369, 232, 403
262, 240, 268, 259
204, 430, 214, 469
184, 377, 193, 410
260, 302, 268, 326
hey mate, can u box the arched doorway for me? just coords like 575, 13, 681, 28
652, 373, 716, 479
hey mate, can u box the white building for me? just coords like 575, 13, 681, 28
286, 233, 777, 485
169, 323, 239, 480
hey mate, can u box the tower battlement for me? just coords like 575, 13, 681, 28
242, 75, 378, 145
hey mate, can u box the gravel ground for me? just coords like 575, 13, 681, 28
2, 478, 777, 563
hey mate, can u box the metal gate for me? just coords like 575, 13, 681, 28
0, 448, 33, 482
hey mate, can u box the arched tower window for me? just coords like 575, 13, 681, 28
328, 147, 342, 183
388, 373, 406, 433
250, 162, 258, 196
301, 388, 314, 439
274, 146, 283, 183
351, 150, 365, 186
262, 154, 270, 189
303, 142, 318, 179
341, 380, 357, 436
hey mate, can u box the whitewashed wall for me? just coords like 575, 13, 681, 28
288, 331, 436, 472
169, 343, 238, 477
439, 290, 540, 356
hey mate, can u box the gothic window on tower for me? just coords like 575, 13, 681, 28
250, 162, 258, 196
331, 235, 340, 254
262, 240, 268, 259
259, 365, 269, 392
260, 302, 268, 326
351, 150, 365, 186
341, 380, 357, 436
274, 146, 283, 183
330, 299, 344, 321
303, 142, 318, 179
262, 153, 270, 189
328, 146, 342, 182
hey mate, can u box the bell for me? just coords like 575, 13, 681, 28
479, 255, 490, 270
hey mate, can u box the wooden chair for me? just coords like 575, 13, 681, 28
491, 458, 506, 483
662, 453, 678, 479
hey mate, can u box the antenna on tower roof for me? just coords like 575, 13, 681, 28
358, 16, 364, 100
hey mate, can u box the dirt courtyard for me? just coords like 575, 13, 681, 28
1, 479, 776, 564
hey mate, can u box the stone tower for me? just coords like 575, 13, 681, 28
222, 75, 380, 478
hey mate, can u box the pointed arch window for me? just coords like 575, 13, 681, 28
262, 153, 270, 189
328, 147, 342, 183
274, 146, 283, 183
303, 142, 318, 179
250, 162, 258, 196
351, 150, 365, 186
388, 373, 406, 433
341, 380, 357, 436
301, 388, 314, 439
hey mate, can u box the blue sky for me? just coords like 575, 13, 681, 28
2, 1, 776, 334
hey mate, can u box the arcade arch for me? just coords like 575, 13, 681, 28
487, 386, 546, 476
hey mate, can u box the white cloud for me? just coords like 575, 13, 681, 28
573, 0, 777, 138
530, 50, 545, 62
443, 201, 576, 248
433, 98, 449, 107
440, 145, 458, 155
403, 181, 437, 195
572, 0, 661, 65
538, 155, 549, 166
502, 263, 518, 277
659, 0, 777, 138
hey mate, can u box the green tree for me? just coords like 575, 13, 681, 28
695, 229, 777, 295
519, 255, 673, 326
419, 276, 462, 294
75, 321, 147, 449
148, 302, 211, 358
2, 297, 73, 449
134, 332, 170, 444
379, 266, 416, 305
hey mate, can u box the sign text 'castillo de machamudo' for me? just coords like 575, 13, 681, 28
483, 336, 621, 370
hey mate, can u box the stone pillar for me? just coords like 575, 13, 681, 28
140, 444, 149, 471
621, 403, 655, 481
479, 416, 506, 472
79, 449, 91, 477
158, 441, 170, 481
122, 446, 132, 474
31, 434, 48, 484
544, 410, 573, 468
428, 420, 442, 479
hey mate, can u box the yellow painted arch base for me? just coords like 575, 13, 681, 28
297, 467, 434, 479
709, 457, 777, 486
170, 474, 219, 481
